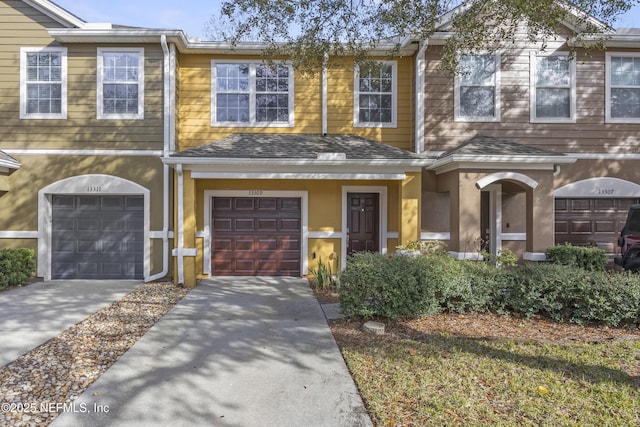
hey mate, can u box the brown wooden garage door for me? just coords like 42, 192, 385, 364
212, 197, 301, 276
555, 198, 638, 255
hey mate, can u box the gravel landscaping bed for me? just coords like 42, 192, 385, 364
0, 282, 189, 427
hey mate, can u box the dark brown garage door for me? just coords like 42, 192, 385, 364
212, 197, 301, 276
555, 198, 638, 255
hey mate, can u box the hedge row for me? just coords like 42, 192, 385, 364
339, 251, 640, 327
0, 248, 36, 288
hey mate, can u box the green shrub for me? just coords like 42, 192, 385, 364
0, 248, 36, 287
339, 251, 640, 327
339, 252, 440, 319
492, 264, 640, 326
545, 243, 607, 271
309, 255, 339, 291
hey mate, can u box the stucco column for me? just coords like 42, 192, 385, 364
400, 172, 421, 245
526, 174, 555, 259
456, 172, 482, 257
182, 170, 198, 286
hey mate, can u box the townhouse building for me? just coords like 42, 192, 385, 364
1, 0, 638, 286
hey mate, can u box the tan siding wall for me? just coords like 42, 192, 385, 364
0, 1, 165, 151
177, 54, 415, 152
423, 45, 640, 154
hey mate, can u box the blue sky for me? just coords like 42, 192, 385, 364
53, 0, 640, 40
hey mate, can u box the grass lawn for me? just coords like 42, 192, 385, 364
330, 315, 640, 426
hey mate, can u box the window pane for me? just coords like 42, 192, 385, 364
537, 56, 570, 86
536, 88, 570, 118
460, 86, 495, 117
611, 57, 640, 87
460, 55, 495, 85
611, 88, 640, 118
357, 62, 394, 123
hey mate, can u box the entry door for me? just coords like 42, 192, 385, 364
347, 193, 379, 255
480, 185, 500, 256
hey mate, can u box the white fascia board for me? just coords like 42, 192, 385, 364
163, 157, 432, 168
568, 35, 640, 48
48, 29, 186, 45
428, 154, 577, 173
24, 0, 86, 28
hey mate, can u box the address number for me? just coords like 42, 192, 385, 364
597, 189, 615, 195
248, 190, 263, 196
87, 186, 102, 193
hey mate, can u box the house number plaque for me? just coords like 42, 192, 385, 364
87, 186, 103, 193
597, 189, 615, 195
248, 190, 263, 196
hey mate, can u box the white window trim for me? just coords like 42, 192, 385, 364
97, 48, 145, 120
530, 51, 576, 123
210, 60, 295, 128
606, 52, 640, 124
353, 61, 398, 128
20, 47, 67, 120
454, 53, 501, 123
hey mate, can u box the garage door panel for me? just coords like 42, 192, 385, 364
257, 218, 278, 231
52, 195, 144, 279
212, 196, 301, 276
235, 219, 255, 231
570, 221, 592, 233
595, 221, 615, 233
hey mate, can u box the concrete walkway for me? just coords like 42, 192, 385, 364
0, 280, 142, 367
51, 277, 372, 427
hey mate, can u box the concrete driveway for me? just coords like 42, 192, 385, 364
51, 277, 372, 427
0, 280, 142, 367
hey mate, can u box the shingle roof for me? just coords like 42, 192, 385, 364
439, 135, 567, 158
172, 134, 424, 160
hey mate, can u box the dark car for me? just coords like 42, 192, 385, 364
615, 204, 640, 271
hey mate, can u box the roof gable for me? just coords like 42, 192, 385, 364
21, 0, 85, 28
435, 0, 609, 34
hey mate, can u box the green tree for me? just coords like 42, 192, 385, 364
209, 0, 638, 75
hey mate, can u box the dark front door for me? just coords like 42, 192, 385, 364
347, 193, 379, 255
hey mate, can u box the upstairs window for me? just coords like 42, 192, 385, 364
20, 47, 67, 119
211, 61, 294, 127
606, 53, 640, 123
530, 53, 575, 123
354, 61, 397, 127
454, 54, 500, 122
97, 48, 144, 120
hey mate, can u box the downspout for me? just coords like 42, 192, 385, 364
414, 40, 428, 155
322, 53, 328, 135
146, 34, 172, 282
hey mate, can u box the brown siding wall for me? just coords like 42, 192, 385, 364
423, 44, 640, 155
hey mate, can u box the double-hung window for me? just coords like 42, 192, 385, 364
97, 48, 144, 120
20, 47, 67, 119
354, 61, 397, 127
606, 53, 640, 123
530, 53, 575, 123
211, 61, 294, 127
454, 54, 500, 122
